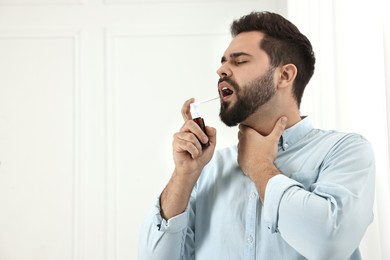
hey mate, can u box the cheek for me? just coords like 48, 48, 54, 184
239, 71, 261, 85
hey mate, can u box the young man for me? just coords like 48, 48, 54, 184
139, 11, 375, 260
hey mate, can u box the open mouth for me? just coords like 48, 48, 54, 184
222, 87, 234, 97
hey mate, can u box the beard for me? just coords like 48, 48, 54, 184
219, 67, 276, 127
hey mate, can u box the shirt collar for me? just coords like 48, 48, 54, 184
279, 116, 313, 151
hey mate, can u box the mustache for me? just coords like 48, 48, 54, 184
218, 77, 239, 92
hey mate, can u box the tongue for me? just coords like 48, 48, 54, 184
222, 88, 233, 96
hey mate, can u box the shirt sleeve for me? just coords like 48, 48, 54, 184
138, 193, 196, 260
263, 134, 375, 260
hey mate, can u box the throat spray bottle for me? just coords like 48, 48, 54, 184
190, 96, 219, 149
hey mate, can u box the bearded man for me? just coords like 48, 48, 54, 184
139, 11, 375, 260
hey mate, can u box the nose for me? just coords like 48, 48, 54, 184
216, 63, 232, 78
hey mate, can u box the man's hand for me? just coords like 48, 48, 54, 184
173, 98, 217, 180
160, 98, 216, 220
237, 116, 287, 203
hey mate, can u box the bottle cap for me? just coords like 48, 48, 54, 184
190, 103, 201, 119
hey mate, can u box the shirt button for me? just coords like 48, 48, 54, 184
283, 143, 289, 150
246, 235, 253, 243
250, 192, 257, 199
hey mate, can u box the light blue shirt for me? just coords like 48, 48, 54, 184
139, 118, 375, 260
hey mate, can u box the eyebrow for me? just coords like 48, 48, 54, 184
221, 52, 252, 63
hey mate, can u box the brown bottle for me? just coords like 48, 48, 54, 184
193, 117, 210, 148
190, 102, 210, 149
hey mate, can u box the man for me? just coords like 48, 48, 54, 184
139, 11, 375, 260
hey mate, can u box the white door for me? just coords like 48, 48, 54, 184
0, 1, 285, 259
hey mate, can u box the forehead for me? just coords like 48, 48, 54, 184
223, 31, 267, 58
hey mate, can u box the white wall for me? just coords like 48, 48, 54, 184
287, 1, 390, 259
2, 1, 386, 259
0, 1, 286, 259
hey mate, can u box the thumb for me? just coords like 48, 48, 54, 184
181, 98, 195, 121
270, 116, 288, 139
205, 126, 217, 144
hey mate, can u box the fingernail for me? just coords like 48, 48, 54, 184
203, 136, 209, 143
281, 117, 288, 125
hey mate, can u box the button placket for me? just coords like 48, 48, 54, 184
246, 235, 254, 244
244, 187, 258, 259
250, 192, 257, 199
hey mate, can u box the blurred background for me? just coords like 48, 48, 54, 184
0, 0, 389, 259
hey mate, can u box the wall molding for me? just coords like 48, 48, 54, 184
0, 31, 84, 260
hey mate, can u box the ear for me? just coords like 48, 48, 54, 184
277, 64, 297, 89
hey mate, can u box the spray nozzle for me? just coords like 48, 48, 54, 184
190, 96, 219, 119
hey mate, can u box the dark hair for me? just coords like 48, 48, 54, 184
231, 11, 315, 107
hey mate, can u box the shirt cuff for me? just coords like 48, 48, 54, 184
263, 174, 303, 233
152, 197, 189, 233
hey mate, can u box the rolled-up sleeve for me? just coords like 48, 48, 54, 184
139, 197, 191, 260
263, 175, 304, 233
262, 134, 375, 260
152, 198, 189, 233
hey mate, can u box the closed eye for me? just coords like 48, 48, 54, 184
220, 52, 252, 65
236, 60, 248, 65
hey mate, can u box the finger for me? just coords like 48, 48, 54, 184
174, 139, 201, 159
270, 116, 288, 139
204, 126, 217, 145
181, 98, 195, 121
181, 120, 209, 145
174, 132, 202, 156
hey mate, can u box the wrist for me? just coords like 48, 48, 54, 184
160, 170, 199, 220
248, 160, 279, 180
172, 168, 199, 188
250, 162, 280, 203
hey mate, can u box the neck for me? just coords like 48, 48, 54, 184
241, 106, 302, 136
